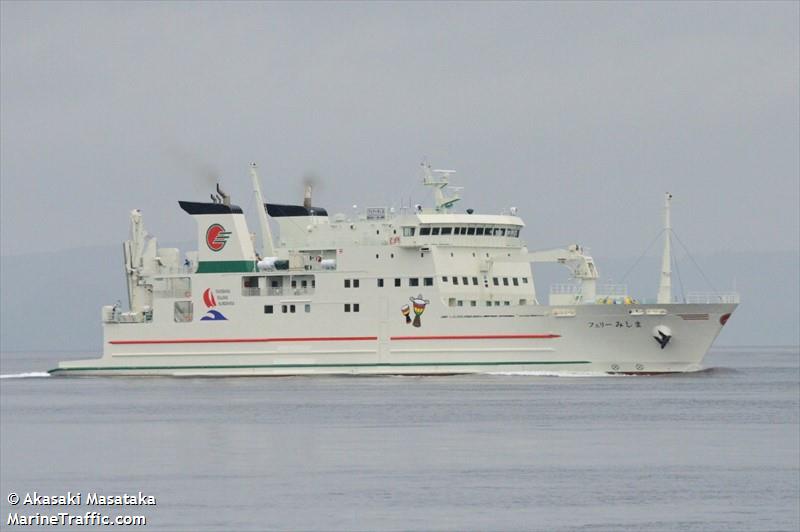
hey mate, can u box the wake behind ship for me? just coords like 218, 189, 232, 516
50, 164, 738, 376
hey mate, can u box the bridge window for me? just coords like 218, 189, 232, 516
467, 227, 476, 235
441, 227, 452, 235
431, 227, 440, 236
403, 227, 416, 236
420, 227, 431, 236
476, 227, 484, 236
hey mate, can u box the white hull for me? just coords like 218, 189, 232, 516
51, 303, 735, 376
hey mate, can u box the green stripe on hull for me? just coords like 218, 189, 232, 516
49, 360, 590, 374
196, 260, 256, 273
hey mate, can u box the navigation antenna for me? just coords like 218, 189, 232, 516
421, 163, 461, 212
657, 192, 673, 304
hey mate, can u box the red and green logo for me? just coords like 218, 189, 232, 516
206, 224, 231, 252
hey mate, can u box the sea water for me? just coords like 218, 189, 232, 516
1, 347, 798, 531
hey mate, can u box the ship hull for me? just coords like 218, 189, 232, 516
50, 303, 735, 376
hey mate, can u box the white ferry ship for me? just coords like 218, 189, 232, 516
50, 164, 738, 376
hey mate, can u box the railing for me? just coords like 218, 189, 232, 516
154, 288, 193, 298
550, 283, 628, 296
686, 292, 740, 304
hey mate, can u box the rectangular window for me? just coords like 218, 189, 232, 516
457, 300, 464, 306
282, 304, 288, 313
431, 227, 440, 235
409, 278, 419, 287
344, 303, 351, 312
291, 280, 297, 288
522, 277, 529, 284
453, 276, 459, 285
470, 300, 477, 307
304, 304, 311, 313
377, 278, 384, 287
353, 279, 360, 288
462, 276, 469, 285
513, 277, 519, 286
353, 303, 360, 312
271, 280, 280, 288
499, 228, 506, 236
493, 277, 499, 286
290, 304, 296, 313
441, 276, 448, 283
420, 227, 431, 236
503, 277, 509, 286
394, 278, 401, 287
476, 227, 484, 236
344, 279, 351, 288
424, 277, 433, 286
467, 227, 476, 235
264, 305, 273, 314
472, 277, 478, 285
504, 301, 510, 306
403, 227, 416, 236
460, 227, 468, 235
441, 227, 452, 235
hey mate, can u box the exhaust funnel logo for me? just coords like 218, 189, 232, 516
200, 288, 227, 321
206, 224, 231, 252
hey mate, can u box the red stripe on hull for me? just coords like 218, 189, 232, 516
109, 336, 378, 345
389, 334, 561, 341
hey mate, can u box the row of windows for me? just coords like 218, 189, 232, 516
264, 304, 312, 314
404, 226, 521, 238
441, 276, 529, 286
448, 299, 528, 307
344, 276, 528, 288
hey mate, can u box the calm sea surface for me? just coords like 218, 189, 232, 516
1, 347, 798, 532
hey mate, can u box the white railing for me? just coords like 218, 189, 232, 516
550, 284, 582, 294
686, 292, 740, 304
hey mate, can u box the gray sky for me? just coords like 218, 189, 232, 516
1, 1, 798, 260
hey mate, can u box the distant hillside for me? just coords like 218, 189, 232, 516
1, 246, 797, 352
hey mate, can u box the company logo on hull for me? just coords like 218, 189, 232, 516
205, 224, 231, 252
200, 288, 227, 321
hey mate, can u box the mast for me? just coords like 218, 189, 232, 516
657, 192, 673, 304
249, 162, 275, 257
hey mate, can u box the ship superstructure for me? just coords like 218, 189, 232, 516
51, 164, 738, 376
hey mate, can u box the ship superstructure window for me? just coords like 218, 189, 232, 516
476, 227, 484, 236
305, 304, 311, 313
344, 279, 350, 288
467, 227, 476, 235
441, 276, 447, 283
424, 277, 433, 286
432, 227, 440, 235
493, 277, 499, 286
409, 278, 419, 287
441, 227, 452, 235
462, 276, 469, 285
420, 227, 431, 236
394, 278, 401, 287
354, 303, 360, 312
522, 277, 529, 284
264, 305, 274, 314
513, 277, 519, 286
344, 304, 351, 312
344, 304, 360, 313
503, 277, 509, 286
174, 301, 193, 322
452, 277, 459, 285
377, 278, 384, 287
403, 227, 415, 236
472, 277, 479, 285
354, 279, 359, 288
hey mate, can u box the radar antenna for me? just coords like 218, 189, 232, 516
421, 163, 461, 212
